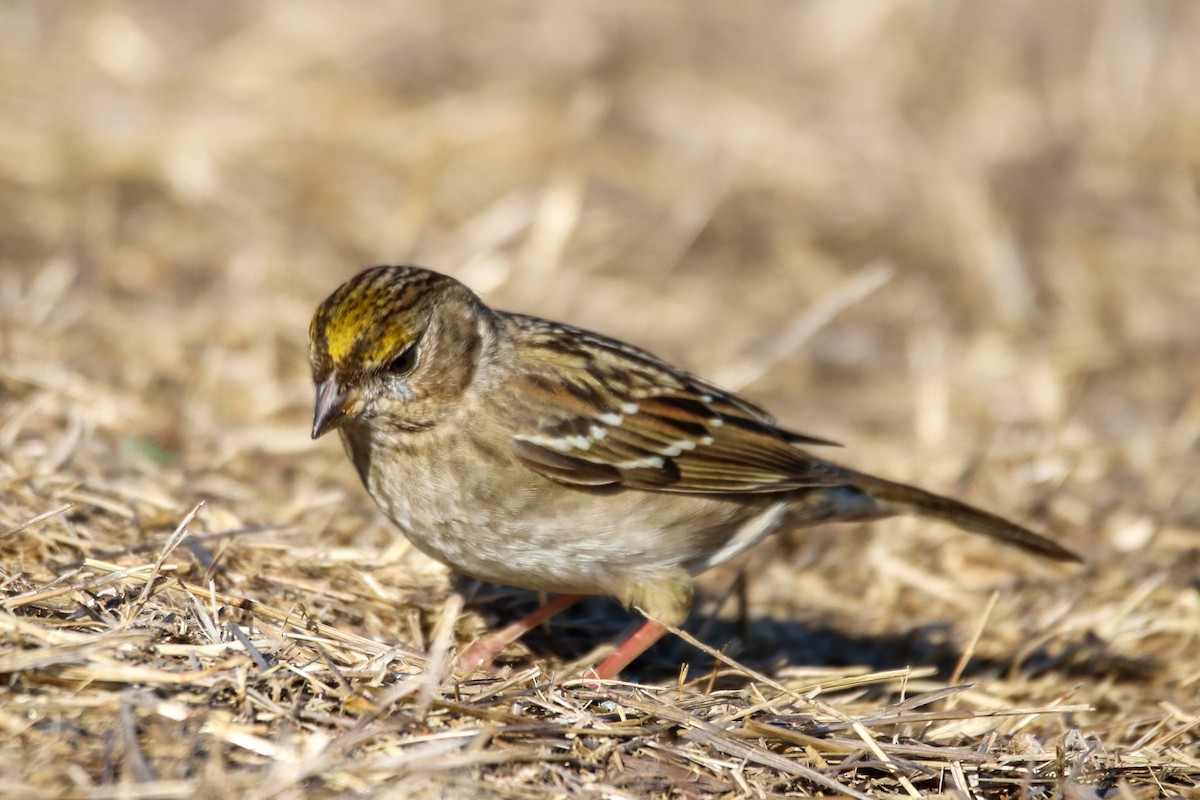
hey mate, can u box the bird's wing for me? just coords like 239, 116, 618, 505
503, 315, 847, 493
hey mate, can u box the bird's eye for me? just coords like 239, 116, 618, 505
387, 343, 419, 377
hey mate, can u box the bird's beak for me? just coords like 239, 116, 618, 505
311, 375, 357, 439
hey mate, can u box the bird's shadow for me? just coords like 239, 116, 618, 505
457, 581, 1157, 686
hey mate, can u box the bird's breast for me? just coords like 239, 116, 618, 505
340, 420, 793, 594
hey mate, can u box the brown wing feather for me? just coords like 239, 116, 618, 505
504, 315, 847, 494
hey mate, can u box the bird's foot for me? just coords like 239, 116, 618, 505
456, 593, 584, 673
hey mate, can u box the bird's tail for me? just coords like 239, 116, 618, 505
848, 472, 1081, 562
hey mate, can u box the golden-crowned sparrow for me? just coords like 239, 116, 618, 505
309, 265, 1079, 678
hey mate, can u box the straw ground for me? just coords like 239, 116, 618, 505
1, 2, 1197, 797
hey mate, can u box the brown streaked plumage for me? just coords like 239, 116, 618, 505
309, 265, 1080, 678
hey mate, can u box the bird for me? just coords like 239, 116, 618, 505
308, 265, 1079, 679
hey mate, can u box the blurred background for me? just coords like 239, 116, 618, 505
2, 0, 1197, 699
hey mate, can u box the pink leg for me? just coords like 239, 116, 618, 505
589, 618, 669, 680
457, 593, 584, 671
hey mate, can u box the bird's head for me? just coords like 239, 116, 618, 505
308, 265, 492, 439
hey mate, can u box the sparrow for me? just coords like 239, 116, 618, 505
308, 265, 1079, 678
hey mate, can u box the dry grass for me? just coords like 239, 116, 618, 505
2, 2, 1198, 797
